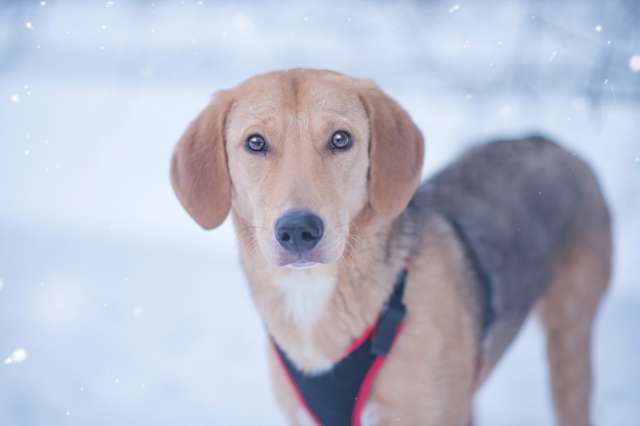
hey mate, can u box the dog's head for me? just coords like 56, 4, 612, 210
171, 69, 423, 268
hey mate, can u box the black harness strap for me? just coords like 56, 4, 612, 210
272, 271, 407, 426
371, 271, 406, 355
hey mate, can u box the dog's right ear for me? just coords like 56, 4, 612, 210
170, 91, 232, 230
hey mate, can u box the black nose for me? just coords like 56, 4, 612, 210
275, 211, 324, 254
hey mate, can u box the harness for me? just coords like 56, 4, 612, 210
271, 216, 496, 425
272, 271, 407, 426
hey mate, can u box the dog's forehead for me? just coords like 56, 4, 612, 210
230, 71, 362, 117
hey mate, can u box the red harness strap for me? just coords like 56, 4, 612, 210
272, 271, 407, 426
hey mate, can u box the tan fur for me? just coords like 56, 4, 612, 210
534, 159, 613, 426
537, 231, 611, 426
171, 91, 233, 229
226, 70, 373, 266
358, 81, 425, 218
263, 212, 478, 426
170, 69, 611, 425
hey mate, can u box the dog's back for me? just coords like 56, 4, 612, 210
409, 136, 611, 390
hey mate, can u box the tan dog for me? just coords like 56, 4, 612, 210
170, 69, 612, 425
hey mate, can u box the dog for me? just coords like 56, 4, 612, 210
170, 69, 612, 425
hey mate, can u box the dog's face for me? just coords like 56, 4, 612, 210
171, 70, 423, 268
224, 73, 371, 267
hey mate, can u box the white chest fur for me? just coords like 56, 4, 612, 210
278, 268, 336, 329
276, 267, 337, 370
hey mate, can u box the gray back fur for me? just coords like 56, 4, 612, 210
407, 135, 610, 355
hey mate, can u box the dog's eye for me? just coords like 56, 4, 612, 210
245, 134, 268, 153
329, 130, 353, 151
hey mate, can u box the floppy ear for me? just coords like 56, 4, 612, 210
170, 91, 232, 229
359, 82, 424, 219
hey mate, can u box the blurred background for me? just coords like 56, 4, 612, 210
0, 0, 638, 425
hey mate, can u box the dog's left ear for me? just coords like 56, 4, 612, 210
359, 81, 424, 219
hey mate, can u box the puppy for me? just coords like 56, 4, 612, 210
170, 69, 611, 425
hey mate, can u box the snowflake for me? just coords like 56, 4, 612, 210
498, 105, 514, 118
234, 13, 253, 33
449, 4, 460, 13
25, 21, 33, 30
629, 54, 640, 73
4, 348, 28, 365
595, 25, 603, 32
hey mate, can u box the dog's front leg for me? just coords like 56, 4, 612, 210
362, 334, 476, 426
365, 228, 479, 426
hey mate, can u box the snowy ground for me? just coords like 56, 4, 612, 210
0, 1, 638, 425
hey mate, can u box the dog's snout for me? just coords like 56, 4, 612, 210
275, 211, 324, 254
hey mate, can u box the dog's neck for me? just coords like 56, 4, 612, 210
232, 208, 412, 373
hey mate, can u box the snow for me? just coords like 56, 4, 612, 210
233, 14, 254, 33
630, 54, 640, 72
132, 306, 144, 318
0, 1, 638, 425
4, 348, 29, 365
